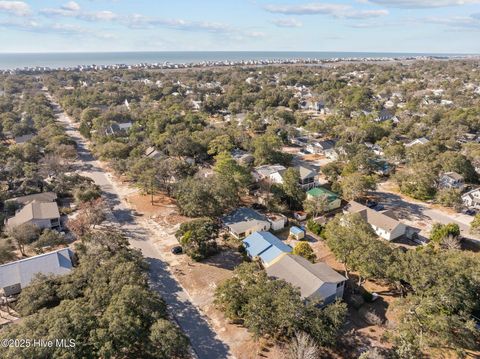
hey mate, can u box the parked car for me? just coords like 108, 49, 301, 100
373, 204, 385, 211
171, 246, 183, 255
366, 200, 377, 208
463, 209, 476, 216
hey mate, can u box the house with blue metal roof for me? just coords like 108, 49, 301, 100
243, 231, 292, 267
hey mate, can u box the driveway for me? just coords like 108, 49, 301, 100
47, 94, 232, 359
375, 183, 478, 242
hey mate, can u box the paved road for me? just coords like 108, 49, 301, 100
48, 95, 232, 359
376, 183, 478, 243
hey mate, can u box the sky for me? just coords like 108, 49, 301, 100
0, 0, 479, 53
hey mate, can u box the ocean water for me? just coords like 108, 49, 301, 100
0, 51, 468, 70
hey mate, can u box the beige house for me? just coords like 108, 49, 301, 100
7, 201, 61, 230
267, 254, 346, 304
344, 201, 406, 241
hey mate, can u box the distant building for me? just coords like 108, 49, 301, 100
296, 165, 318, 190
439, 172, 464, 190
105, 122, 133, 136
7, 201, 61, 229
266, 254, 346, 304
231, 149, 254, 165
252, 164, 286, 184
0, 248, 74, 296
223, 208, 271, 239
405, 137, 430, 147
14, 134, 34, 144
375, 109, 394, 122
289, 226, 305, 240
243, 231, 292, 267
144, 146, 164, 160
344, 201, 406, 241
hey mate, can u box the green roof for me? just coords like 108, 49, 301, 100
306, 187, 339, 202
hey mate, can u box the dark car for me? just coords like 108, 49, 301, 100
373, 204, 385, 211
366, 200, 378, 209
171, 246, 183, 255
463, 209, 476, 216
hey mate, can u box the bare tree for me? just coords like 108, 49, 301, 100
286, 332, 320, 359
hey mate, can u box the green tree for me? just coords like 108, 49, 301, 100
435, 188, 462, 210
340, 173, 376, 201
207, 134, 234, 156
0, 238, 15, 264
214, 152, 252, 194
8, 223, 41, 255
471, 214, 480, 234
175, 218, 219, 261
292, 242, 316, 263
303, 195, 329, 218
282, 168, 306, 210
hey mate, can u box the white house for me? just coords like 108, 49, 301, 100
462, 188, 480, 210
252, 165, 286, 184
266, 254, 346, 304
405, 137, 430, 147
439, 172, 464, 190
344, 201, 406, 241
266, 213, 287, 231
0, 248, 74, 296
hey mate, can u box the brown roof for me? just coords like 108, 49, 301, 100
345, 201, 401, 233
7, 202, 60, 227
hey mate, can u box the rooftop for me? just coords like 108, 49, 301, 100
307, 187, 339, 202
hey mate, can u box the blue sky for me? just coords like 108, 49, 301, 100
0, 0, 479, 53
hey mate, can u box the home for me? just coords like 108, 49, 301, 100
439, 172, 464, 190
344, 201, 406, 241
14, 134, 34, 144
105, 121, 133, 136
462, 188, 480, 210
243, 231, 292, 267
223, 207, 271, 239
297, 165, 319, 190
375, 109, 394, 122
6, 192, 57, 206
252, 164, 286, 184
289, 226, 305, 240
266, 254, 346, 304
294, 211, 307, 221
310, 100, 325, 112
290, 136, 309, 147
6, 201, 61, 230
0, 248, 74, 297
266, 213, 287, 231
306, 140, 335, 155
231, 148, 254, 166
306, 187, 342, 211
405, 137, 430, 147
144, 146, 164, 160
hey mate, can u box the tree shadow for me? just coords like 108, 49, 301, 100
147, 257, 232, 359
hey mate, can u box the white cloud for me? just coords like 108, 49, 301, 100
41, 2, 118, 22
0, 1, 30, 16
62, 1, 80, 12
366, 0, 480, 8
264, 2, 388, 19
271, 18, 303, 27
424, 15, 480, 29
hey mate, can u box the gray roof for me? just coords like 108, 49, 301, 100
223, 207, 269, 234
7, 201, 60, 227
345, 201, 401, 233
295, 165, 317, 180
267, 254, 346, 298
0, 248, 73, 290
442, 171, 464, 181
254, 164, 287, 178
6, 192, 57, 206
14, 134, 34, 144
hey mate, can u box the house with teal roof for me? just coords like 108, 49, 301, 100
306, 187, 342, 211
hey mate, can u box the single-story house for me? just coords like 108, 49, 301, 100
5, 192, 57, 206
243, 231, 292, 267
294, 211, 307, 221
7, 201, 61, 229
306, 140, 336, 155
439, 172, 464, 190
306, 187, 342, 211
252, 164, 286, 184
266, 254, 346, 304
462, 188, 480, 209
105, 122, 133, 136
0, 248, 74, 296
344, 201, 406, 241
231, 149, 254, 165
14, 134, 34, 144
223, 207, 271, 239
405, 137, 430, 147
145, 146, 164, 160
375, 109, 394, 122
289, 226, 305, 240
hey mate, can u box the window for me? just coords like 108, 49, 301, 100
336, 281, 344, 288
